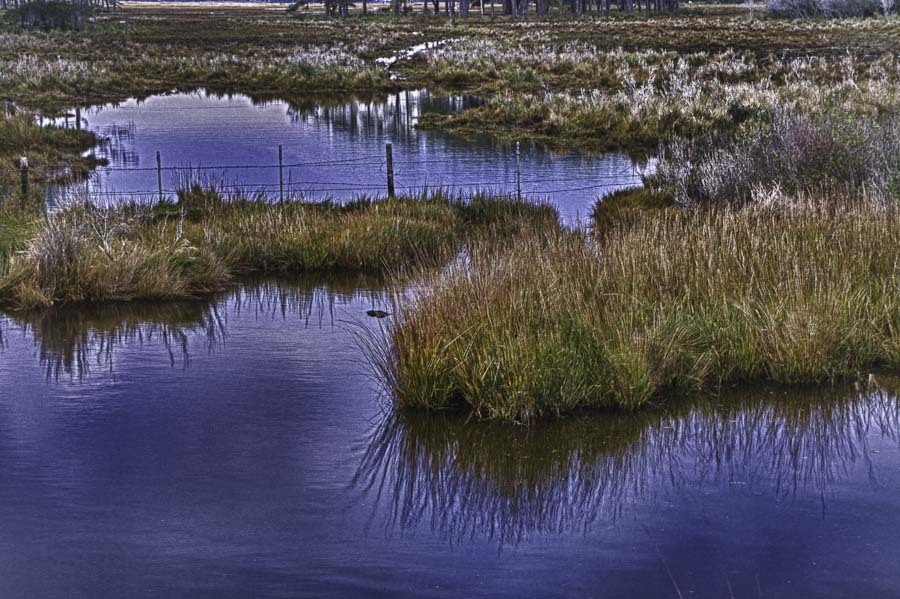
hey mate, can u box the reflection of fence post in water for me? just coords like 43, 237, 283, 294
19, 156, 29, 210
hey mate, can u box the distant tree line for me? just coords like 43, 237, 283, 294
315, 0, 678, 16
0, 0, 116, 8
418, 0, 681, 16
0, 0, 117, 30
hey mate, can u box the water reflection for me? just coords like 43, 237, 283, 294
0, 277, 898, 595
356, 386, 900, 548
8, 300, 224, 382
286, 91, 485, 144
0, 274, 391, 382
45, 90, 643, 224
93, 123, 139, 168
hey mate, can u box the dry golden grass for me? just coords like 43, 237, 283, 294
375, 198, 900, 421
0, 190, 557, 308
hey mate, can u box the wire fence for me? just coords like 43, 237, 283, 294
2, 142, 647, 208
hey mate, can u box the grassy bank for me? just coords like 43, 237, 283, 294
418, 48, 900, 150
0, 190, 557, 309
0, 112, 100, 207
5, 5, 900, 150
375, 199, 899, 421
0, 7, 401, 109
4, 4, 899, 420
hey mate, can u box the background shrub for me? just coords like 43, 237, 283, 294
5, 1, 92, 31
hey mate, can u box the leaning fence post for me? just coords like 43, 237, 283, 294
156, 151, 163, 203
385, 143, 395, 198
278, 144, 284, 204
19, 156, 29, 209
515, 141, 522, 202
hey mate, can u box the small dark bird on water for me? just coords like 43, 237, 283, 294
366, 310, 391, 319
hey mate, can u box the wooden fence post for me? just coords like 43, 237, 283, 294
156, 151, 163, 203
386, 143, 395, 198
278, 144, 284, 204
516, 141, 522, 202
19, 157, 28, 210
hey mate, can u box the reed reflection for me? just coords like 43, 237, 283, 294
1, 274, 391, 382
286, 90, 484, 143
355, 386, 900, 548
3, 300, 222, 381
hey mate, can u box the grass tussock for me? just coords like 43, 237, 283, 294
375, 198, 900, 422
591, 186, 673, 232
177, 186, 557, 272
0, 205, 229, 308
0, 112, 94, 159
0, 190, 558, 309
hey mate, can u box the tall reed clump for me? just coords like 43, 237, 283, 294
0, 204, 229, 308
375, 199, 900, 422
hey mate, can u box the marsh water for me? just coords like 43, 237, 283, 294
49, 90, 645, 224
1, 278, 899, 598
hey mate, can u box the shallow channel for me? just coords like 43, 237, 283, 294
48, 89, 645, 224
0, 278, 898, 598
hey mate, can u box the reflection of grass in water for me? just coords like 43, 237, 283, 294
355, 385, 900, 548
9, 299, 224, 381
3, 274, 393, 380
230, 273, 392, 328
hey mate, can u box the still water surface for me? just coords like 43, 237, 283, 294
0, 279, 898, 598
51, 90, 645, 224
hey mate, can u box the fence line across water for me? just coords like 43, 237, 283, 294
4, 142, 645, 209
